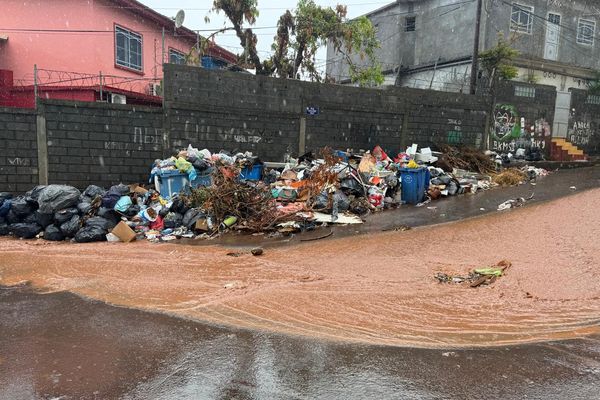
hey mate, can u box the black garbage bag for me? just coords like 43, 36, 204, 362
0, 223, 9, 236
26, 185, 47, 201
35, 210, 54, 228
101, 192, 120, 209
0, 192, 13, 203
163, 212, 183, 229
438, 175, 453, 185
11, 196, 38, 217
340, 178, 364, 196
74, 225, 107, 243
333, 191, 350, 212
313, 191, 330, 210
0, 216, 5, 225
60, 215, 81, 238
5, 209, 20, 224
170, 196, 189, 215
85, 216, 114, 231
54, 208, 79, 224
77, 201, 92, 215
10, 223, 42, 239
0, 198, 11, 217
43, 225, 64, 241
182, 208, 204, 229
37, 185, 81, 214
123, 205, 140, 218
158, 206, 170, 218
97, 208, 120, 226
22, 213, 38, 224
191, 158, 212, 173
82, 185, 106, 200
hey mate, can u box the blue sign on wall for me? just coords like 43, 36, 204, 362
306, 106, 320, 116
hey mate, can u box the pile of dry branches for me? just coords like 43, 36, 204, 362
438, 145, 496, 175
193, 168, 280, 232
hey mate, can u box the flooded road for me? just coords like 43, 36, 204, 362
1, 285, 599, 400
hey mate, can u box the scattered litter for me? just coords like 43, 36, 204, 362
435, 260, 512, 288
570, 186, 577, 190
497, 194, 534, 211
251, 247, 264, 256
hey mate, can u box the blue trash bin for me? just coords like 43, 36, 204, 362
399, 167, 430, 205
157, 170, 189, 198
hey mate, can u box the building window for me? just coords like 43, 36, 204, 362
548, 13, 560, 25
577, 19, 595, 45
405, 16, 416, 32
169, 49, 186, 65
586, 94, 600, 105
515, 85, 536, 98
115, 26, 142, 71
510, 3, 533, 34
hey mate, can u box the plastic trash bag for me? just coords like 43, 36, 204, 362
447, 180, 459, 196
82, 185, 106, 200
114, 196, 133, 213
43, 225, 64, 241
169, 197, 189, 215
123, 205, 141, 218
333, 191, 350, 212
0, 223, 9, 236
26, 185, 47, 200
102, 188, 123, 209
0, 199, 11, 217
54, 208, 79, 225
37, 185, 81, 214
6, 209, 20, 224
313, 191, 330, 210
10, 223, 42, 239
11, 196, 38, 217
74, 225, 107, 243
77, 201, 92, 215
60, 215, 81, 238
182, 208, 204, 229
22, 212, 39, 224
34, 210, 54, 228
176, 157, 193, 172
85, 216, 114, 231
0, 192, 12, 203
163, 212, 183, 229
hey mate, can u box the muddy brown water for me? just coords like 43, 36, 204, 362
1, 167, 599, 348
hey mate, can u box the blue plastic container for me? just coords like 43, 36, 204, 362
399, 167, 430, 205
240, 164, 264, 181
157, 170, 189, 199
190, 172, 213, 188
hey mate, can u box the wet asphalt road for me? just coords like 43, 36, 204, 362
1, 285, 599, 400
2, 166, 600, 399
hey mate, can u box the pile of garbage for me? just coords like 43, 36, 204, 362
0, 144, 549, 244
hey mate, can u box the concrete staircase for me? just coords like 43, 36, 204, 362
550, 138, 587, 161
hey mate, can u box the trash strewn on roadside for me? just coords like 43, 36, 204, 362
435, 260, 512, 287
0, 143, 549, 244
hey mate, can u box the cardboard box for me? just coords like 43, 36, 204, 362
111, 221, 136, 243
195, 219, 209, 232
129, 184, 149, 195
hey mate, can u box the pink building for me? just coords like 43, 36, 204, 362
0, 0, 237, 107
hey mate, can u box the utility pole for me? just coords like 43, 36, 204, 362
469, 0, 483, 95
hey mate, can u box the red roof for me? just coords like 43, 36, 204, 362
109, 0, 237, 64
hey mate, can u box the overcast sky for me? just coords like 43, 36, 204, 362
138, 0, 392, 67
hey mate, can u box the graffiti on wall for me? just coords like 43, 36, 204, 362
492, 104, 520, 142
569, 120, 592, 146
492, 104, 551, 153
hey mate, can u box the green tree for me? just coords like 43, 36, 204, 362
209, 0, 383, 86
479, 35, 519, 149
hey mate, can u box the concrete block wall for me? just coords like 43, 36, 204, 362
164, 64, 489, 159
42, 100, 164, 188
0, 107, 39, 192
